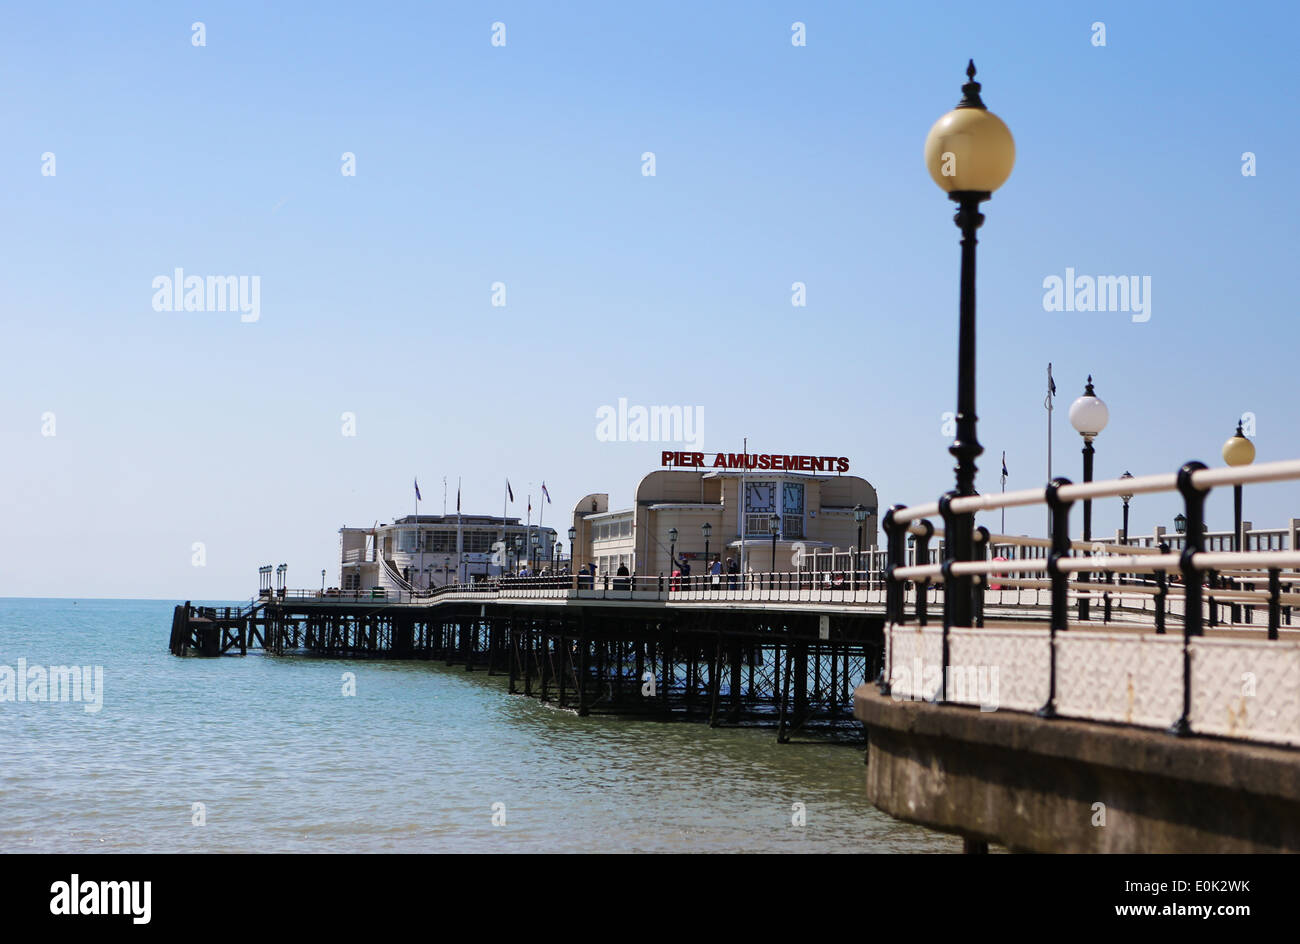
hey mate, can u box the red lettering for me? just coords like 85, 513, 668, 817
691, 452, 704, 467
837, 457, 849, 473
757, 455, 771, 470
662, 451, 674, 466
712, 453, 727, 467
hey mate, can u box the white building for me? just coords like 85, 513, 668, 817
339, 515, 558, 592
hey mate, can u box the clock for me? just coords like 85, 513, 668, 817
782, 482, 804, 513
745, 482, 775, 512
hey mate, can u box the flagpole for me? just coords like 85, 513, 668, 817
739, 436, 747, 578
1046, 363, 1055, 538
416, 479, 422, 592
502, 479, 508, 579
1000, 454, 1006, 536
456, 476, 463, 584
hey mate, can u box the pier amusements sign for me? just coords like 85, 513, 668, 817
661, 451, 849, 473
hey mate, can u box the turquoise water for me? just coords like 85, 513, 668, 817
0, 598, 957, 853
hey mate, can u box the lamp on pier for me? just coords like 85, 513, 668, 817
1174, 513, 1187, 535
1069, 376, 1109, 620
924, 59, 1015, 631
701, 521, 712, 568
768, 514, 781, 575
668, 527, 678, 576
1222, 420, 1255, 554
568, 526, 577, 573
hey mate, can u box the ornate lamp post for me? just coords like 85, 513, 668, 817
1222, 420, 1256, 553
1118, 471, 1134, 544
701, 521, 712, 570
768, 513, 780, 577
1118, 471, 1133, 587
530, 532, 541, 571
853, 504, 868, 590
924, 60, 1015, 629
1070, 376, 1109, 620
568, 526, 577, 574
1174, 513, 1187, 535
321, 568, 326, 592
668, 527, 678, 581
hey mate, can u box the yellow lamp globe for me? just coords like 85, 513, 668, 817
924, 61, 1015, 194
1222, 423, 1255, 467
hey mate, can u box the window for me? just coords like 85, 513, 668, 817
398, 530, 417, 553
343, 573, 361, 591
620, 519, 632, 538
746, 514, 776, 536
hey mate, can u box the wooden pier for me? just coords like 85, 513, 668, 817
169, 585, 883, 740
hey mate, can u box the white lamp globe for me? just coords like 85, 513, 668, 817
1069, 376, 1109, 439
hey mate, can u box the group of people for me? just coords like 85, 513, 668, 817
671, 554, 741, 588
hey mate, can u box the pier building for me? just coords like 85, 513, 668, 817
340, 516, 557, 592
570, 454, 879, 578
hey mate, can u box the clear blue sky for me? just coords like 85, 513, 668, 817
3, 1, 1297, 598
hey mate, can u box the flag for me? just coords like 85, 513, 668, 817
414, 478, 422, 502
1048, 362, 1056, 396
1001, 452, 1008, 478
541, 482, 551, 504
456, 483, 461, 513
507, 479, 514, 503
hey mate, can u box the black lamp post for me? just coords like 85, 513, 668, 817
1222, 421, 1256, 553
531, 532, 540, 571
321, 568, 326, 592
853, 503, 868, 590
1118, 471, 1133, 587
924, 61, 1016, 630
1174, 513, 1187, 535
769, 513, 780, 577
702, 521, 712, 570
668, 527, 678, 580
1118, 471, 1134, 545
1069, 376, 1109, 620
568, 526, 577, 574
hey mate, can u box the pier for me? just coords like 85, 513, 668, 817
169, 575, 886, 740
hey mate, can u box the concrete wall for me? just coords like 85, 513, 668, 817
854, 684, 1300, 852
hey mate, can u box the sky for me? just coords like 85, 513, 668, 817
2, 1, 1298, 599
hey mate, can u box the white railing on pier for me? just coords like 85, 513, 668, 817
881, 456, 1300, 749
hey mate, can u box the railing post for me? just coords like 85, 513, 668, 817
1038, 477, 1073, 719
913, 520, 934, 626
1154, 542, 1169, 634
937, 495, 959, 705
973, 526, 989, 628
878, 504, 907, 694
1170, 461, 1208, 738
1268, 568, 1281, 641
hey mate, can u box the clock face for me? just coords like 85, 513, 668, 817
782, 482, 804, 513
745, 482, 775, 512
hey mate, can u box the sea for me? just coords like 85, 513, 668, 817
0, 597, 957, 853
